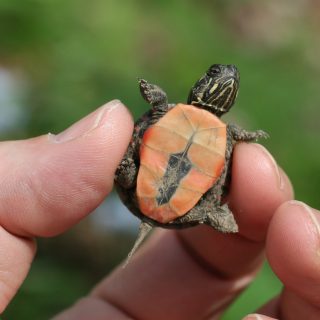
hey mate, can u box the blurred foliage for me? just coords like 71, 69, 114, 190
0, 0, 320, 319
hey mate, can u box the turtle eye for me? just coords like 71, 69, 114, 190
207, 65, 221, 76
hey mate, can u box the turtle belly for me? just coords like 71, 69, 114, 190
137, 103, 227, 223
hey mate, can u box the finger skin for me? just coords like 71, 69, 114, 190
178, 144, 293, 278
280, 289, 320, 320
0, 100, 133, 313
52, 297, 133, 320
0, 227, 36, 313
0, 100, 133, 237
242, 314, 276, 320
265, 201, 320, 319
255, 296, 280, 319
230, 144, 293, 242
62, 143, 293, 320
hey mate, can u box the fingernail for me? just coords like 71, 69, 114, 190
243, 314, 264, 320
253, 144, 284, 190
289, 200, 320, 239
50, 100, 123, 143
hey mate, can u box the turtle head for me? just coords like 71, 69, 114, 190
187, 64, 240, 117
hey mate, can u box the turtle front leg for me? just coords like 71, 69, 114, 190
206, 204, 238, 233
228, 123, 269, 142
115, 156, 138, 189
139, 79, 169, 121
115, 121, 147, 189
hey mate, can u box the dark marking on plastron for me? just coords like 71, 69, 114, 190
156, 140, 193, 206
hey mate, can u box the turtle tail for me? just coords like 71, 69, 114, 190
123, 222, 153, 268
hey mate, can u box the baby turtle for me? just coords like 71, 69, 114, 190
115, 64, 268, 263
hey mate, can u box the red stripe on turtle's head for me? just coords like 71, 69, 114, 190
187, 64, 240, 117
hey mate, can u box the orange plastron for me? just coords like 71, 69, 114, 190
137, 103, 227, 223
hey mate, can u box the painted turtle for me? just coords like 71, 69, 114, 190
115, 64, 268, 262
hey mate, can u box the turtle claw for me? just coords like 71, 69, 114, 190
229, 124, 269, 142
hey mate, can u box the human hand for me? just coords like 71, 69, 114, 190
52, 103, 319, 319
0, 100, 133, 313
1, 100, 319, 319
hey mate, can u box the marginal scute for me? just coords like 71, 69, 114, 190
136, 103, 227, 223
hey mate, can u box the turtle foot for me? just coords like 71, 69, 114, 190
206, 204, 238, 233
254, 129, 269, 140
138, 79, 168, 111
229, 124, 269, 142
115, 157, 137, 189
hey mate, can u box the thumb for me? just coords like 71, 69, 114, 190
0, 99, 133, 237
0, 99, 133, 313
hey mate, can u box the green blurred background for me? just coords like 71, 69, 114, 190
0, 0, 319, 319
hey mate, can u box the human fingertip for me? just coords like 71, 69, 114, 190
274, 201, 320, 245
233, 143, 292, 195
288, 200, 320, 228
250, 144, 284, 191
287, 201, 320, 254
242, 314, 273, 320
252, 145, 294, 199
229, 143, 293, 241
52, 99, 128, 143
278, 166, 294, 198
266, 201, 320, 299
0, 99, 134, 238
242, 315, 261, 320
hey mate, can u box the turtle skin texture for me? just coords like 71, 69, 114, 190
115, 64, 268, 261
